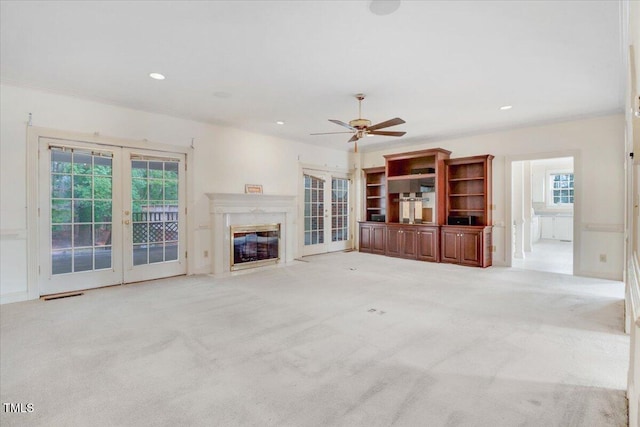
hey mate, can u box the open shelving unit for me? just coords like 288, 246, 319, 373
363, 166, 386, 222
359, 149, 494, 268
384, 148, 451, 224
444, 155, 493, 226
441, 155, 494, 267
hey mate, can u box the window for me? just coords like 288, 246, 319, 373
331, 177, 349, 242
550, 173, 574, 205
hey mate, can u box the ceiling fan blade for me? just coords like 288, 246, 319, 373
310, 131, 355, 135
368, 130, 407, 137
347, 134, 359, 143
329, 119, 356, 130
367, 117, 405, 131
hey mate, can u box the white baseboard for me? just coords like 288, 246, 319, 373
0, 291, 32, 305
575, 269, 623, 281
190, 265, 212, 275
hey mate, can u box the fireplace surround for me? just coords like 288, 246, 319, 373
206, 193, 296, 275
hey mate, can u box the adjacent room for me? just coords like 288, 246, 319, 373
511, 157, 575, 275
1, 1, 639, 426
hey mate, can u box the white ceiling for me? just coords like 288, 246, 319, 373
0, 1, 624, 151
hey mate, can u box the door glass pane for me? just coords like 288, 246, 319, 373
131, 158, 180, 265
304, 174, 324, 245
52, 250, 72, 274
50, 147, 113, 274
331, 178, 349, 242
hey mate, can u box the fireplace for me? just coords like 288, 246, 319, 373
206, 193, 296, 275
231, 224, 280, 270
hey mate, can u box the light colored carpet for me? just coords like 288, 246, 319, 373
0, 251, 628, 426
512, 239, 573, 275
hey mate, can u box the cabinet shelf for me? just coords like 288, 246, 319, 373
367, 196, 384, 199
448, 177, 484, 182
367, 183, 384, 187
387, 173, 436, 181
449, 209, 485, 212
449, 193, 485, 197
367, 207, 383, 211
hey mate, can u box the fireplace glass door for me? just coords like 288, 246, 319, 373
231, 224, 280, 270
302, 171, 352, 256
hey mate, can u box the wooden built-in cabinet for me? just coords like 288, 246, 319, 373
443, 155, 493, 226
384, 148, 450, 224
385, 225, 414, 258
359, 222, 386, 255
441, 155, 493, 267
440, 226, 492, 267
361, 223, 439, 262
416, 226, 439, 262
359, 150, 493, 268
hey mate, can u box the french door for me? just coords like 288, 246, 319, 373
38, 138, 186, 295
302, 170, 352, 256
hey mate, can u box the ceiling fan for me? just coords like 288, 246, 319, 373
311, 94, 406, 152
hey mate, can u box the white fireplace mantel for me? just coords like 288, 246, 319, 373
206, 193, 297, 275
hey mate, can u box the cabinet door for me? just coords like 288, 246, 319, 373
386, 227, 402, 257
400, 228, 417, 259
459, 230, 481, 266
540, 216, 554, 239
371, 225, 387, 255
359, 224, 372, 253
417, 228, 438, 262
441, 229, 460, 263
554, 216, 573, 241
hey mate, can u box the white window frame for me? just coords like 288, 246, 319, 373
546, 169, 574, 207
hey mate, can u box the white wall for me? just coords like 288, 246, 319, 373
0, 84, 349, 302
359, 114, 625, 280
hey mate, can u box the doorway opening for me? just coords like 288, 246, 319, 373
511, 157, 574, 275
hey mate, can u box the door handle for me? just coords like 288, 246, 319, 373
124, 210, 130, 215
124, 219, 131, 225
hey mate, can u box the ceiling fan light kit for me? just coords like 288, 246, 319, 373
311, 93, 406, 152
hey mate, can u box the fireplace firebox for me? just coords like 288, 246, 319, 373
230, 224, 280, 271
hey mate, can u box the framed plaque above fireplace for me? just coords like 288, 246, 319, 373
244, 184, 263, 194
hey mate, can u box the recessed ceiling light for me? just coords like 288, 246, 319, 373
149, 73, 165, 80
276, 121, 285, 125
369, 0, 401, 16
500, 105, 513, 110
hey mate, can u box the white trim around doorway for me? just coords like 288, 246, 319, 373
504, 150, 581, 275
